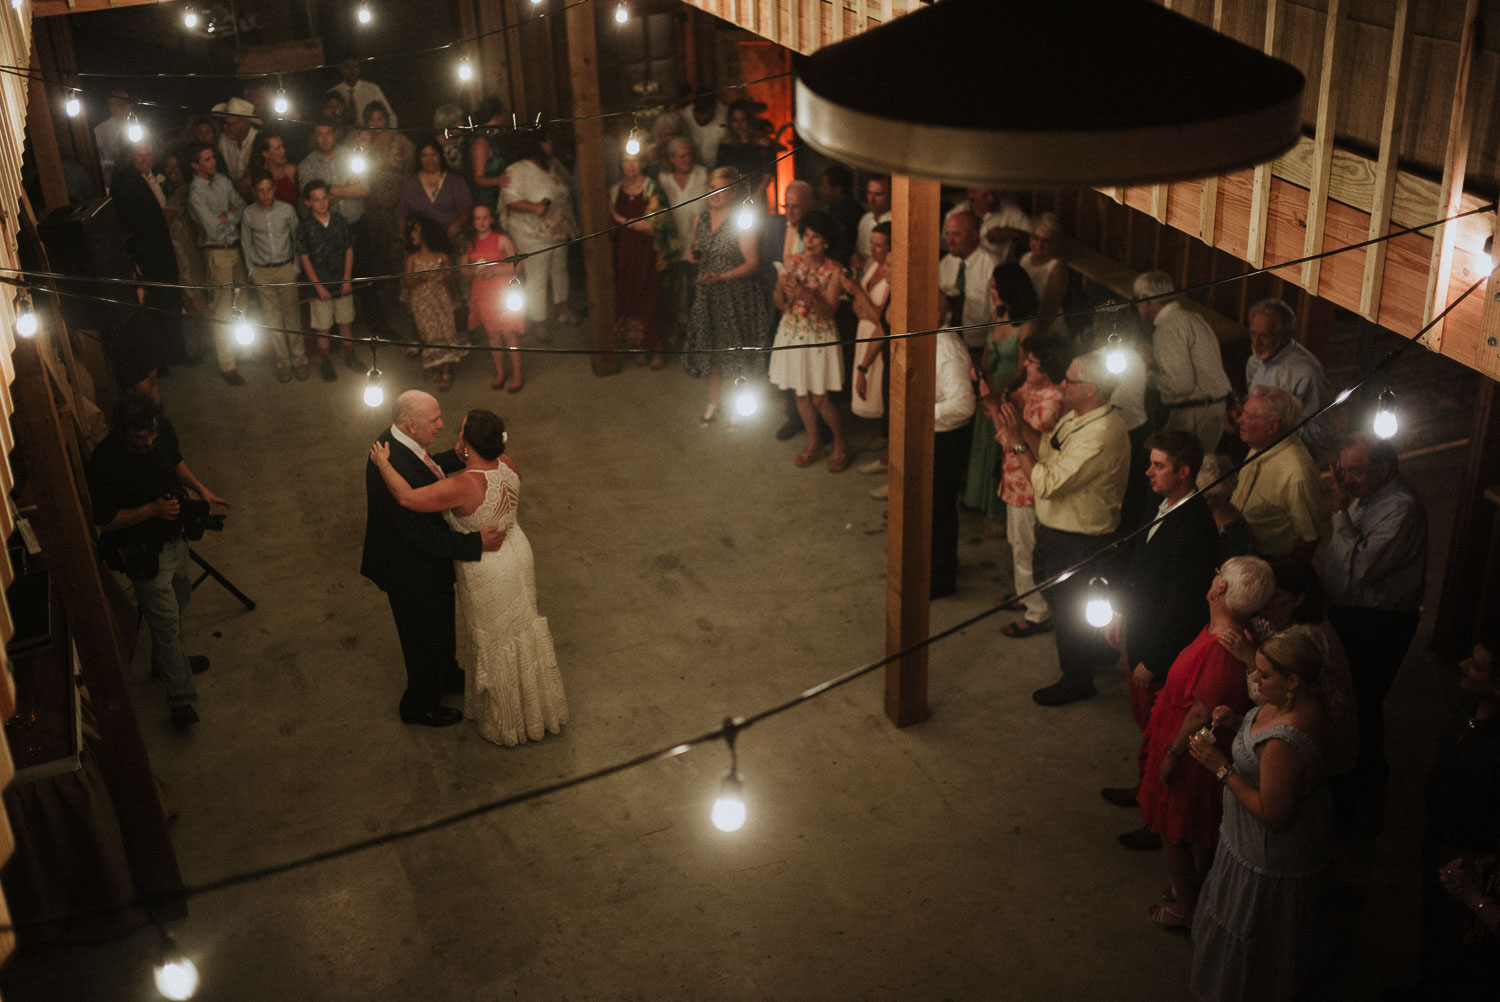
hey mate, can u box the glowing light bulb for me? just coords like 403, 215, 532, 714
1084, 577, 1113, 628
504, 277, 524, 313
363, 369, 384, 408
615, 2, 628, 23
711, 775, 746, 832
457, 57, 474, 83
349, 147, 367, 175
1104, 333, 1126, 375
153, 950, 199, 1001
205, 20, 215, 32
231, 309, 254, 346
735, 198, 755, 231
732, 377, 758, 417
14, 297, 37, 338
65, 93, 81, 118
11, 0, 22, 10
126, 114, 144, 143
624, 127, 640, 157
1373, 387, 1398, 439
357, 3, 371, 24
273, 89, 289, 116
183, 8, 198, 28
531, 0, 542, 4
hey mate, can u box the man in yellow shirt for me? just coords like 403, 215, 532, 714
996, 347, 1130, 705
1230, 385, 1328, 560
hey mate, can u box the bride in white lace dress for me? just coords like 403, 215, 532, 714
371, 410, 567, 746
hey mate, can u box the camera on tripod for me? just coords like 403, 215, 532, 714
169, 487, 225, 541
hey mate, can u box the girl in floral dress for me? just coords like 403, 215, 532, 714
402, 215, 466, 391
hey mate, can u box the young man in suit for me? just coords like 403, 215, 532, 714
1100, 430, 1222, 848
362, 391, 503, 727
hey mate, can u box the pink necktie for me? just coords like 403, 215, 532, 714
422, 454, 442, 478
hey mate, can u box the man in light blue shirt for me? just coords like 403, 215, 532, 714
241, 170, 307, 382
1317, 433, 1428, 788
185, 142, 248, 385
1244, 298, 1330, 455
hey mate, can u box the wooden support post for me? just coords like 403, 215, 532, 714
1196, 0, 1225, 247
25, 46, 67, 216
1299, 0, 1343, 295
1434, 378, 1500, 661
884, 175, 939, 728
10, 337, 186, 917
1360, 0, 1411, 322
1246, 0, 1283, 270
1421, 0, 1480, 353
565, 0, 619, 377
1149, 182, 1168, 225
1473, 205, 1500, 382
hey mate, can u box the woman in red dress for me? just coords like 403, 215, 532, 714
460, 204, 525, 391
610, 152, 671, 367
1136, 555, 1276, 931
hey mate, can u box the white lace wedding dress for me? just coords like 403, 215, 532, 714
444, 465, 568, 746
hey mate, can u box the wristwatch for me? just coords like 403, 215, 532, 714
1011, 442, 1029, 454
857, 365, 869, 374
1215, 764, 1232, 784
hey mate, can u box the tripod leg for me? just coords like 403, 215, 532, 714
187, 547, 256, 611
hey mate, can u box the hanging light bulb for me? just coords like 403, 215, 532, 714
1104, 331, 1127, 375
272, 83, 289, 117
709, 719, 746, 833
624, 126, 641, 157
230, 308, 255, 346
205, 19, 215, 33
457, 57, 474, 83
182, 7, 198, 28
504, 277, 524, 313
363, 368, 385, 408
1084, 576, 1113, 628
65, 91, 81, 118
14, 295, 38, 338
153, 937, 199, 1001
11, 0, 22, 10
615, 2, 628, 23
356, 2, 372, 25
1372, 387, 1398, 439
732, 375, 758, 418
125, 113, 144, 143
349, 146, 367, 175
735, 198, 755, 231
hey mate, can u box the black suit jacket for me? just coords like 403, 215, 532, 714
1117, 494, 1223, 681
360, 431, 482, 594
109, 164, 176, 270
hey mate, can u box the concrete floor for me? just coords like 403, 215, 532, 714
0, 317, 1468, 1000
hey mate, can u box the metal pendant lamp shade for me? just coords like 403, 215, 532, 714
794, 0, 1306, 188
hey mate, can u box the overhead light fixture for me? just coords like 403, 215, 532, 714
182, 7, 198, 29
794, 0, 1306, 187
357, 3, 372, 25
65, 91, 81, 117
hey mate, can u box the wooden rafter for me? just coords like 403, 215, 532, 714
1360, 0, 1413, 322
1299, 0, 1344, 294
1245, 0, 1282, 270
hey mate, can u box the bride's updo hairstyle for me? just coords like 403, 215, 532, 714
463, 409, 506, 460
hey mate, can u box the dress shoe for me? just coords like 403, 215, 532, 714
221, 369, 245, 387
320, 358, 338, 382
276, 364, 293, 383
1118, 825, 1162, 851
774, 417, 801, 441
1100, 785, 1139, 808
400, 706, 463, 727
1031, 679, 1097, 706
170, 704, 200, 729
188, 655, 211, 675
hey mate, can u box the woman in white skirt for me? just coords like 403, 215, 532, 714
768, 210, 851, 471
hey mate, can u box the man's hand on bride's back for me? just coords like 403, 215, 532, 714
480, 525, 505, 551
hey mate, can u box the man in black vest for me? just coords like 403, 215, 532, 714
362, 391, 503, 726
111, 140, 186, 362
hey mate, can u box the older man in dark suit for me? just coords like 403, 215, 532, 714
111, 141, 186, 362
362, 390, 503, 726
1100, 430, 1222, 848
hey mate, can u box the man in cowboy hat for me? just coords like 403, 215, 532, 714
213, 96, 261, 183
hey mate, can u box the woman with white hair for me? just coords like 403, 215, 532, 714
1135, 555, 1277, 931
1188, 625, 1334, 1001
1018, 212, 1068, 334
659, 136, 708, 346
1197, 453, 1252, 557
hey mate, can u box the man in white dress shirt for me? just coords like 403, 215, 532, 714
1134, 270, 1232, 453
851, 175, 892, 269
331, 59, 399, 128
937, 211, 998, 351
683, 90, 727, 172
931, 327, 978, 599
944, 188, 1032, 264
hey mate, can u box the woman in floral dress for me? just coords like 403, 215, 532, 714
402, 215, 465, 390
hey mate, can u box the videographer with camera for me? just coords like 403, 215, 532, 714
86, 391, 229, 729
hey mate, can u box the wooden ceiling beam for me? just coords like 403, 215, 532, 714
33, 0, 174, 17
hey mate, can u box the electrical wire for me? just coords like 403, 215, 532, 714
0, 272, 1481, 938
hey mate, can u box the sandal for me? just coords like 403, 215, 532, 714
794, 444, 827, 467
507, 379, 524, 393
992, 596, 1026, 612
1000, 618, 1052, 638
826, 449, 854, 473
1148, 903, 1192, 932
1161, 885, 1177, 904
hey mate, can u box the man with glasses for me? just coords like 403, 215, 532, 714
86, 393, 229, 729
995, 347, 1130, 705
1230, 384, 1328, 560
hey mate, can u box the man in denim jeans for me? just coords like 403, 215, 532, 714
86, 393, 229, 728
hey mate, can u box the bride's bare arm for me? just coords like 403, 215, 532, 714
370, 442, 474, 513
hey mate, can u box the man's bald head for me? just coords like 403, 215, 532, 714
393, 390, 443, 448
945, 211, 979, 258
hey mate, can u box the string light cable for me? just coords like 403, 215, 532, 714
0, 272, 1481, 941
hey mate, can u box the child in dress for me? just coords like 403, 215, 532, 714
402, 215, 466, 391
460, 204, 525, 391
